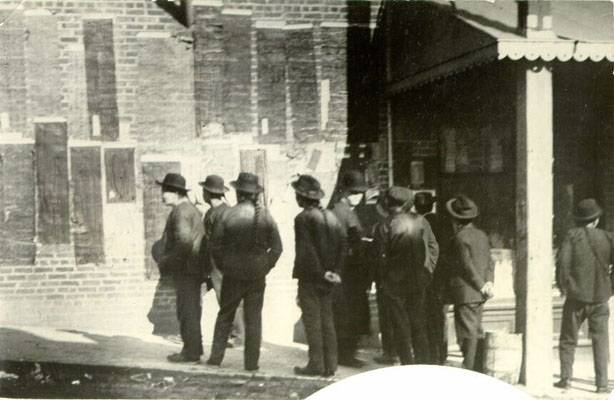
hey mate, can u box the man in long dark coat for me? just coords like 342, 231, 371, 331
555, 198, 612, 393
292, 174, 347, 377
331, 170, 370, 367
414, 191, 452, 365
442, 194, 494, 371
373, 186, 434, 364
157, 173, 205, 363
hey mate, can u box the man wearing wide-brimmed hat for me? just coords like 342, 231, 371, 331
330, 170, 371, 367
373, 186, 435, 365
291, 174, 346, 377
156, 173, 205, 363
555, 198, 612, 393
414, 191, 452, 365
199, 174, 244, 348
207, 172, 282, 372
441, 194, 494, 371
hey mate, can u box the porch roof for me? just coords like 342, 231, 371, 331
387, 1, 614, 94
444, 0, 614, 62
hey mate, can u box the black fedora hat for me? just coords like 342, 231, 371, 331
230, 172, 264, 194
292, 174, 325, 200
156, 173, 189, 192
341, 170, 368, 193
446, 195, 479, 220
574, 198, 602, 222
414, 191, 436, 208
199, 174, 229, 195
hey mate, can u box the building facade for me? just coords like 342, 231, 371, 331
0, 0, 388, 345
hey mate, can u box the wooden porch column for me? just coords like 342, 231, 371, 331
515, 61, 554, 393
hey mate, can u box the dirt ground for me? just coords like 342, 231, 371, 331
0, 361, 330, 399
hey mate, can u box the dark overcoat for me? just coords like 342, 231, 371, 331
556, 226, 613, 303
442, 223, 494, 305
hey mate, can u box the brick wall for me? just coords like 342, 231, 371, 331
0, 0, 386, 344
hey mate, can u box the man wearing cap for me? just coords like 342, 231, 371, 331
414, 191, 452, 365
331, 170, 371, 367
156, 173, 205, 363
207, 172, 282, 371
291, 174, 347, 377
373, 186, 434, 364
199, 175, 244, 348
555, 198, 612, 393
442, 194, 494, 371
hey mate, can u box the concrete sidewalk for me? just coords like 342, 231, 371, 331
0, 325, 611, 399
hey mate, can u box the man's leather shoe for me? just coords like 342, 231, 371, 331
206, 359, 221, 366
245, 366, 259, 372
167, 353, 200, 363
322, 370, 335, 378
294, 366, 323, 376
596, 386, 609, 393
554, 379, 571, 389
338, 357, 365, 368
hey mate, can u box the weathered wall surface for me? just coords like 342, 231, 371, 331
0, 0, 387, 345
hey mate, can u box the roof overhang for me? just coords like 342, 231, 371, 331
386, 1, 614, 95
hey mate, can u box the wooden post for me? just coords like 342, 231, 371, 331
515, 61, 554, 393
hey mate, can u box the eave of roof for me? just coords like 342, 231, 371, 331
387, 1, 614, 95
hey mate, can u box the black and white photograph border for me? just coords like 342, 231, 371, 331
0, 0, 612, 399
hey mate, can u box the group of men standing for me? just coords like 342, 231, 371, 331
153, 166, 612, 392
155, 171, 282, 371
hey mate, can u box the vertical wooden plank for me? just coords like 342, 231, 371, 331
83, 18, 120, 141
515, 63, 554, 392
193, 3, 224, 136
320, 25, 348, 136
142, 161, 181, 280
104, 148, 136, 203
71, 146, 104, 264
239, 149, 267, 205
135, 33, 196, 146
24, 10, 62, 137
286, 26, 319, 140
35, 120, 70, 244
0, 8, 27, 134
222, 11, 252, 134
256, 26, 286, 140
0, 142, 35, 265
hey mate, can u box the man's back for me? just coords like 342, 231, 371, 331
557, 226, 613, 303
375, 212, 426, 289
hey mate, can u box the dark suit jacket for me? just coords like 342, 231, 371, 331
556, 226, 613, 303
210, 201, 282, 281
292, 207, 347, 285
443, 223, 494, 304
160, 200, 205, 277
331, 199, 364, 261
201, 203, 229, 275
373, 211, 430, 293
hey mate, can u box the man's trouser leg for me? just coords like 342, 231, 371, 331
299, 282, 326, 373
320, 287, 338, 374
208, 277, 245, 365
454, 302, 483, 371
426, 289, 447, 364
588, 301, 609, 388
242, 278, 266, 370
408, 289, 431, 364
559, 299, 585, 382
175, 277, 203, 358
212, 267, 244, 344
376, 282, 396, 357
384, 289, 414, 365
333, 282, 357, 362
